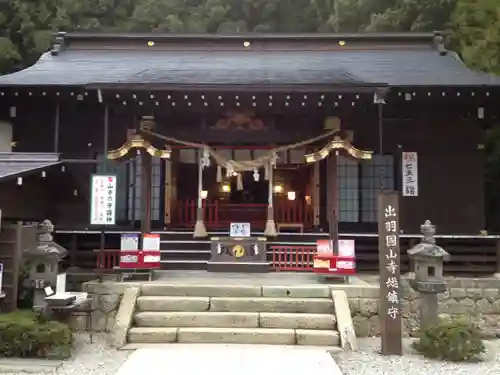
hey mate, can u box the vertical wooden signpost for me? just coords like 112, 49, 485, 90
377, 191, 402, 356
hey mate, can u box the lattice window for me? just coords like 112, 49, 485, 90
337, 156, 359, 223
127, 156, 162, 222
360, 155, 395, 222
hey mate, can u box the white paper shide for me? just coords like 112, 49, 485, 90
90, 175, 117, 225
402, 152, 418, 196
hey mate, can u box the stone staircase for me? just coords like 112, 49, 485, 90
127, 283, 341, 346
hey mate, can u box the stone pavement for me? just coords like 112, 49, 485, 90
115, 344, 343, 375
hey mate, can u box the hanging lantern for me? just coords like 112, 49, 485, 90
253, 168, 260, 182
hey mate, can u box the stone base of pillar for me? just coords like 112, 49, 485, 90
193, 207, 207, 238
193, 220, 207, 238
264, 220, 277, 237
264, 205, 277, 237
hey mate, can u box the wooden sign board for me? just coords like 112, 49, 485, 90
377, 191, 403, 356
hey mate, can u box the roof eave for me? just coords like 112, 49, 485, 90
84, 82, 389, 93
59, 31, 442, 44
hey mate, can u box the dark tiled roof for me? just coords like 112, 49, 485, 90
0, 153, 60, 180
0, 34, 498, 88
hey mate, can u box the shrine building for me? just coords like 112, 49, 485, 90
0, 32, 499, 273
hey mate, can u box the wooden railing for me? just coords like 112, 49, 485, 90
172, 199, 313, 229
271, 245, 316, 271
94, 249, 120, 271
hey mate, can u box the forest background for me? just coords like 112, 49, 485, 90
1, 0, 500, 227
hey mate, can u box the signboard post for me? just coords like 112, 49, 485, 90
377, 191, 402, 356
90, 174, 117, 226
91, 174, 117, 273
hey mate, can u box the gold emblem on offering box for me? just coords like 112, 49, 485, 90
232, 245, 245, 258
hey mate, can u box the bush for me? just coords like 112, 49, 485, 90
412, 318, 485, 362
0, 310, 73, 359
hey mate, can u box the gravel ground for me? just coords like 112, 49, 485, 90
0, 333, 130, 375
332, 338, 500, 375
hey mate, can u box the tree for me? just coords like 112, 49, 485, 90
451, 0, 500, 75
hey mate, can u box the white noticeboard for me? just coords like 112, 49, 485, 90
402, 152, 419, 197
143, 234, 160, 251
230, 222, 251, 237
90, 174, 117, 225
121, 234, 139, 251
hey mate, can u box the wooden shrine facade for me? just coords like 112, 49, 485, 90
0, 32, 499, 236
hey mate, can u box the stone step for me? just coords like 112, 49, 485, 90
128, 327, 177, 343
134, 311, 259, 328
134, 311, 336, 330
136, 296, 210, 312
259, 312, 335, 330
209, 297, 333, 314
140, 284, 262, 297
140, 284, 331, 298
136, 296, 333, 314
128, 327, 340, 346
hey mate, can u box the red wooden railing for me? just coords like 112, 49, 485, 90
271, 245, 316, 271
94, 249, 120, 271
93, 246, 316, 272
173, 199, 313, 229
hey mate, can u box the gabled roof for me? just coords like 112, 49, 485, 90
0, 32, 498, 90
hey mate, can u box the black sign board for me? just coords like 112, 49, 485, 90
377, 191, 403, 356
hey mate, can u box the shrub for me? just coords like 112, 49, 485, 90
0, 310, 73, 359
412, 318, 485, 362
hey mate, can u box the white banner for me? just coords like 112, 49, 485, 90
90, 175, 117, 225
402, 152, 418, 197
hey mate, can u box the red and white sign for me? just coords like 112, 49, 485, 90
118, 233, 161, 269
313, 239, 356, 275
141, 234, 160, 269
90, 175, 117, 225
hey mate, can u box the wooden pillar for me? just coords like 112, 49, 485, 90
312, 162, 320, 227
141, 152, 152, 234
164, 157, 172, 228
326, 152, 339, 245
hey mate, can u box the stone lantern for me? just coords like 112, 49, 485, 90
407, 220, 450, 328
23, 220, 67, 309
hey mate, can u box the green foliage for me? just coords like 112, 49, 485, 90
451, 0, 500, 75
412, 318, 485, 362
0, 310, 73, 359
